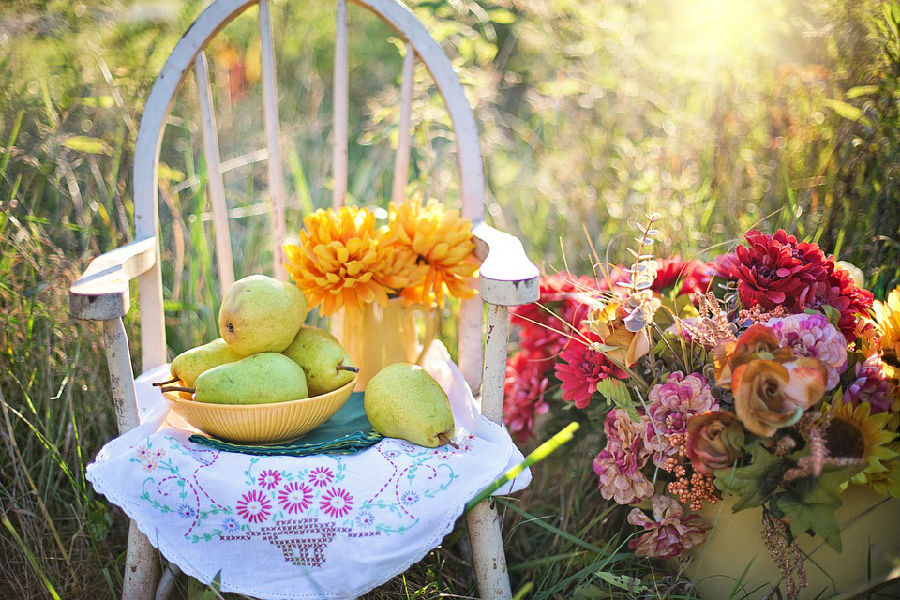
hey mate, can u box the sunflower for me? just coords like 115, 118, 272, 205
284, 206, 422, 316
387, 199, 478, 307
871, 286, 900, 379
823, 397, 899, 491
867, 442, 900, 498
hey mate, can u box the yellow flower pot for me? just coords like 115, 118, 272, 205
330, 297, 437, 390
161, 376, 357, 444
686, 486, 900, 599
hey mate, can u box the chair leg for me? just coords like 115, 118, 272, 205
465, 501, 512, 599
100, 318, 162, 599
123, 521, 159, 600
464, 302, 513, 599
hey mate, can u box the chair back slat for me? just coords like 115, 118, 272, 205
194, 51, 235, 295
259, 0, 288, 280
391, 46, 415, 205
134, 0, 488, 372
332, 0, 350, 209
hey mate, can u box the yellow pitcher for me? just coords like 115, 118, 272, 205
330, 297, 437, 390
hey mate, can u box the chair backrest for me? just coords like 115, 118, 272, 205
131, 0, 487, 381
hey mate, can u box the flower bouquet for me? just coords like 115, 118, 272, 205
504, 220, 900, 599
283, 199, 479, 386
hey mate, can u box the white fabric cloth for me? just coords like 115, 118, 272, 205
87, 342, 529, 599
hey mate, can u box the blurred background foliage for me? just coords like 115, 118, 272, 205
1, 0, 899, 597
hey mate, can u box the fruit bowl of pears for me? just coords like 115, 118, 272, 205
157, 275, 359, 444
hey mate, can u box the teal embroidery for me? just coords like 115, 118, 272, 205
129, 433, 475, 565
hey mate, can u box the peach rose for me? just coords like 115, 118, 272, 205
713, 324, 792, 388
685, 411, 744, 473
732, 357, 828, 437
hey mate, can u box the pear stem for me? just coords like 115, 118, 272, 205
152, 376, 179, 387
159, 385, 195, 395
336, 365, 360, 373
437, 432, 459, 449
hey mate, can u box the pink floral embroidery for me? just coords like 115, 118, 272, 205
236, 489, 271, 524
431, 449, 453, 460
308, 466, 335, 488
135, 442, 160, 472
258, 469, 281, 490
277, 482, 313, 514
320, 487, 354, 518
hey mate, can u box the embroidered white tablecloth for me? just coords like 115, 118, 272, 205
86, 342, 529, 599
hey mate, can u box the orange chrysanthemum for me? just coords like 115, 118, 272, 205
284, 206, 422, 316
387, 199, 478, 307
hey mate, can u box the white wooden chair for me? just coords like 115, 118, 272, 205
68, 0, 539, 598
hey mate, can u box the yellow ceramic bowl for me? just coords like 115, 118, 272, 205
161, 376, 357, 444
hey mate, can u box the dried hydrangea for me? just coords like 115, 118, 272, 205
627, 495, 709, 559
644, 372, 718, 468
768, 313, 848, 391
592, 409, 654, 504
843, 354, 898, 417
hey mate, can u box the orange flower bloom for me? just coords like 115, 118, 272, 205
713, 324, 792, 388
284, 206, 421, 316
732, 358, 828, 437
387, 199, 478, 307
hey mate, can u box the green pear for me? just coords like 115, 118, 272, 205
364, 363, 455, 448
218, 275, 308, 355
283, 326, 359, 396
168, 338, 243, 387
191, 353, 308, 405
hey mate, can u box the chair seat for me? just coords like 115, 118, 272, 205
86, 342, 529, 599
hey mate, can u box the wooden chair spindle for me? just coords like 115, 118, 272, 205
391, 45, 415, 205
259, 0, 288, 280
194, 51, 235, 295
332, 0, 349, 208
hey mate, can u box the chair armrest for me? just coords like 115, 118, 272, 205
472, 221, 540, 306
69, 236, 158, 321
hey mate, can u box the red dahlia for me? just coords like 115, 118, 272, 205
712, 251, 740, 279
502, 351, 551, 442
511, 273, 599, 355
554, 332, 627, 409
652, 256, 715, 295
732, 230, 872, 339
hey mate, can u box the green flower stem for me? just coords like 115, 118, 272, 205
465, 422, 579, 512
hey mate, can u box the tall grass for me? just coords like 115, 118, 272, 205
1, 0, 898, 598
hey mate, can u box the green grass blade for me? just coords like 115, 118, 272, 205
2, 516, 62, 600
466, 422, 578, 511
497, 497, 607, 555
1, 109, 24, 175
